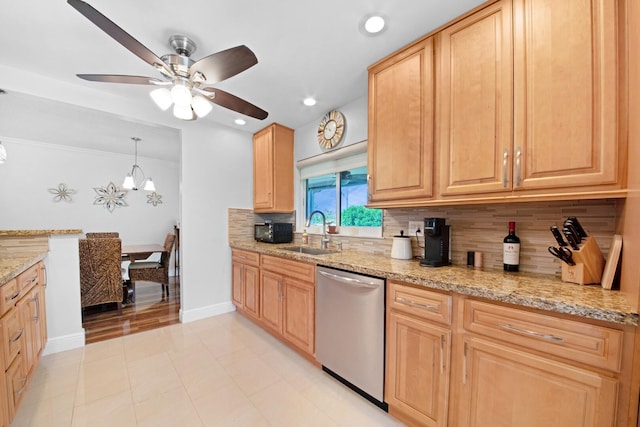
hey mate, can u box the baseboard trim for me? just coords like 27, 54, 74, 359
41, 330, 86, 355
180, 301, 236, 323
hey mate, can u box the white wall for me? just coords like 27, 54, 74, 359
0, 137, 179, 246
179, 124, 254, 322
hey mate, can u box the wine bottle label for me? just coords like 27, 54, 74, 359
503, 243, 520, 265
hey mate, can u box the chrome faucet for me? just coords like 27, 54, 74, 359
305, 210, 330, 249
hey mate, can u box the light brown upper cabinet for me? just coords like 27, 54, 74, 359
253, 123, 294, 213
438, 0, 514, 197
367, 37, 435, 205
439, 0, 623, 198
512, 0, 621, 193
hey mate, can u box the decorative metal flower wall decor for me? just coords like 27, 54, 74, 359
93, 181, 128, 213
146, 191, 163, 207
48, 183, 76, 202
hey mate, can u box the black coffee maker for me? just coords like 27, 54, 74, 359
419, 218, 450, 267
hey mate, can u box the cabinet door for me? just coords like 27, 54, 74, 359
18, 288, 37, 373
386, 311, 451, 427
458, 337, 618, 427
260, 271, 283, 333
368, 37, 434, 203
253, 127, 275, 210
243, 265, 260, 320
231, 261, 244, 309
438, 0, 513, 196
5, 353, 26, 423
35, 284, 47, 356
513, 0, 619, 191
282, 278, 314, 356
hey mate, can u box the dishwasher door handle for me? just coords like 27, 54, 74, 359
318, 270, 380, 289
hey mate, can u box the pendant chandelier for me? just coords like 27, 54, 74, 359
122, 137, 155, 191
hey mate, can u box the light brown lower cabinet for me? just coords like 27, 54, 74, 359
457, 337, 617, 427
260, 255, 315, 357
386, 281, 631, 427
231, 249, 260, 321
0, 260, 47, 425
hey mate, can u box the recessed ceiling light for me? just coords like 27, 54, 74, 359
303, 97, 317, 107
360, 14, 387, 36
235, 118, 246, 125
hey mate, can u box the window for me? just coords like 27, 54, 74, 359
299, 144, 382, 237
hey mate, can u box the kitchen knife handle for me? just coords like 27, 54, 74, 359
503, 149, 508, 187
515, 146, 522, 187
550, 226, 568, 247
567, 216, 588, 238
563, 227, 580, 250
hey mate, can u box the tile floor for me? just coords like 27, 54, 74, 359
12, 312, 405, 427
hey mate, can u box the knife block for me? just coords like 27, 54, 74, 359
561, 236, 605, 285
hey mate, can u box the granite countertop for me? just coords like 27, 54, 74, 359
230, 240, 639, 326
0, 229, 83, 237
0, 252, 47, 284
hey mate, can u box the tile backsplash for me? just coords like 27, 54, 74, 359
229, 198, 619, 277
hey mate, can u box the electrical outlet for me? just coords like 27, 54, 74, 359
408, 221, 422, 236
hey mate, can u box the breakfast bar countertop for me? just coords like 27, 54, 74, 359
230, 240, 638, 326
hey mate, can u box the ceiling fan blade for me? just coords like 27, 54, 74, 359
67, 0, 173, 76
77, 74, 162, 85
190, 45, 258, 84
202, 88, 268, 120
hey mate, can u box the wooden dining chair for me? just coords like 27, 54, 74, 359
128, 233, 176, 297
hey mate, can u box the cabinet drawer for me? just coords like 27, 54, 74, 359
261, 255, 315, 283
232, 249, 260, 267
463, 299, 623, 372
388, 281, 452, 325
17, 264, 39, 293
1, 308, 24, 370
0, 279, 19, 317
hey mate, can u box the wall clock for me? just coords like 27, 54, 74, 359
317, 110, 345, 149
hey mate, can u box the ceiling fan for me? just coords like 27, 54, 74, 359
67, 0, 268, 121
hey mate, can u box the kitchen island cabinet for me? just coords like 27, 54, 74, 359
367, 37, 435, 205
253, 123, 294, 213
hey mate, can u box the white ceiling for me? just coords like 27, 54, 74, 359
0, 0, 487, 161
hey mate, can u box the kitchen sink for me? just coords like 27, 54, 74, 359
281, 246, 335, 255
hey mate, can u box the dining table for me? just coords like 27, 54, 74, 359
121, 244, 165, 262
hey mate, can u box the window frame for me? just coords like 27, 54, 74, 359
297, 142, 382, 238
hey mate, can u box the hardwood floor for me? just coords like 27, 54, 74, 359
82, 276, 180, 344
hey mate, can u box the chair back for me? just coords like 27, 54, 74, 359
160, 233, 176, 266
78, 236, 122, 308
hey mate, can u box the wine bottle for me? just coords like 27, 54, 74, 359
503, 221, 520, 272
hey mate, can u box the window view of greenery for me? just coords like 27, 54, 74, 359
305, 166, 382, 227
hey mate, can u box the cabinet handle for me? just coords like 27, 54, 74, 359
440, 335, 446, 374
15, 377, 28, 396
396, 296, 439, 312
498, 323, 565, 342
33, 294, 40, 322
43, 264, 47, 287
462, 341, 468, 385
367, 174, 372, 202
6, 290, 20, 302
11, 328, 24, 343
278, 279, 283, 300
515, 146, 522, 187
30, 274, 38, 285
502, 148, 508, 187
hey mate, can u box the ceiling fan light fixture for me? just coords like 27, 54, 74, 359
150, 88, 173, 111
192, 95, 213, 117
173, 104, 194, 120
171, 83, 193, 107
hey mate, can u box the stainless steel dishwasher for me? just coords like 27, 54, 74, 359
315, 266, 387, 410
